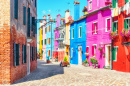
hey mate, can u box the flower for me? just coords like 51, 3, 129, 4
109, 31, 118, 39
120, 29, 130, 37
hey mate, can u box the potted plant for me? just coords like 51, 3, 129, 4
103, 53, 105, 57
90, 57, 95, 67
98, 47, 103, 51
121, 29, 130, 37
84, 59, 89, 67
60, 56, 70, 67
47, 56, 51, 63
95, 59, 98, 68
109, 31, 118, 39
71, 57, 73, 60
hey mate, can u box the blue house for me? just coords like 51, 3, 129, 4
46, 20, 56, 60
70, 1, 86, 65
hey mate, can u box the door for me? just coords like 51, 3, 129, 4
105, 45, 111, 68
78, 46, 82, 65
27, 44, 30, 75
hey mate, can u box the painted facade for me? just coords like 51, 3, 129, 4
70, 1, 86, 65
0, 0, 37, 84
112, 0, 130, 72
39, 23, 43, 59
46, 19, 55, 60
86, 0, 112, 68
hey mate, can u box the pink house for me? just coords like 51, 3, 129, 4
86, 0, 112, 69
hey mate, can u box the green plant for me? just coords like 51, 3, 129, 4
90, 58, 98, 64
71, 57, 72, 59
84, 59, 89, 64
64, 56, 67, 61
47, 56, 50, 60
98, 47, 103, 51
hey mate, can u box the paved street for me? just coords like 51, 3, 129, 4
2, 59, 130, 86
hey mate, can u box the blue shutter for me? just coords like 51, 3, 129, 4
13, 43, 16, 66
14, 0, 18, 19
23, 6, 26, 25
27, 8, 30, 37
22, 45, 24, 63
24, 45, 27, 63
35, 0, 36, 7
31, 15, 33, 31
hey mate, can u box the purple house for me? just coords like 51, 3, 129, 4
86, 0, 112, 69
53, 14, 61, 59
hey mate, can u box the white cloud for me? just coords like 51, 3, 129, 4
42, 10, 46, 14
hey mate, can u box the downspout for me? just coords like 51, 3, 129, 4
111, 6, 113, 70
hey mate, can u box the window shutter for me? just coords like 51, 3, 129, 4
125, 0, 129, 3
23, 6, 26, 25
113, 47, 116, 61
32, 17, 35, 31
13, 43, 16, 66
107, 19, 110, 31
92, 23, 94, 34
27, 7, 30, 37
96, 23, 98, 34
86, 47, 89, 53
31, 15, 33, 31
80, 27, 82, 37
31, 47, 32, 61
49, 38, 50, 44
35, 47, 37, 60
16, 44, 19, 66
35, 0, 36, 7
125, 19, 128, 30
112, 0, 116, 8
24, 45, 27, 63
113, 23, 116, 32
22, 45, 24, 63
14, 0, 18, 19
92, 46, 94, 56
42, 40, 43, 45
32, 47, 33, 61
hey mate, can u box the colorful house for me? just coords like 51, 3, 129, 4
86, 0, 112, 68
0, 0, 37, 84
39, 22, 43, 59
53, 14, 65, 62
112, 0, 130, 72
70, 1, 86, 65
42, 15, 47, 60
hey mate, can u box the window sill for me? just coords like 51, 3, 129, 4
93, 33, 97, 35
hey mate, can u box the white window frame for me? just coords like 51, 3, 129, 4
86, 46, 89, 53
105, 18, 111, 32
114, 21, 118, 34
116, 0, 118, 8
93, 22, 97, 34
72, 28, 74, 39
89, 0, 92, 11
124, 18, 130, 30
93, 44, 97, 57
113, 46, 118, 62
79, 26, 82, 38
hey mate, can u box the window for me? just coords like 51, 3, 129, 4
14, 0, 18, 19
113, 46, 118, 61
71, 48, 73, 57
27, 7, 30, 37
44, 39, 46, 45
13, 43, 19, 66
86, 47, 89, 53
92, 22, 98, 34
79, 26, 82, 38
92, 45, 96, 57
72, 29, 74, 39
35, 0, 37, 7
55, 33, 57, 39
45, 27, 47, 33
125, 0, 129, 3
49, 25, 51, 31
22, 45, 27, 63
113, 21, 118, 33
112, 0, 118, 8
23, 6, 26, 25
106, 18, 111, 32
124, 19, 130, 30
31, 47, 33, 61
48, 50, 50, 56
89, 0, 92, 10
42, 40, 43, 45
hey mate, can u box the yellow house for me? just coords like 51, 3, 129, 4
39, 23, 43, 59
65, 10, 72, 62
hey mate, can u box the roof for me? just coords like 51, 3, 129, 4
74, 1, 80, 5
71, 5, 111, 25
65, 10, 70, 12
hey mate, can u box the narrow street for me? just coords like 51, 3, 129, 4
2, 60, 130, 86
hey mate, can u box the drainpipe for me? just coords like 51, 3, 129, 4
111, 6, 113, 70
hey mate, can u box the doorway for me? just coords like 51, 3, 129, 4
27, 44, 30, 75
105, 45, 111, 68
78, 46, 82, 65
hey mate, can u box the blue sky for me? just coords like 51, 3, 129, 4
37, 0, 87, 51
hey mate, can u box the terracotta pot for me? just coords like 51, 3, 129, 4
47, 60, 51, 63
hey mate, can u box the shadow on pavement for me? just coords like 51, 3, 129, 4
12, 60, 64, 84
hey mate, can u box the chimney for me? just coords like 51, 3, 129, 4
65, 10, 70, 23
74, 1, 80, 21
43, 15, 46, 25
57, 14, 61, 27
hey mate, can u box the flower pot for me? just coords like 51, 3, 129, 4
85, 53, 89, 56
47, 60, 51, 63
85, 63, 89, 67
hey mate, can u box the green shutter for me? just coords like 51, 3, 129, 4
113, 23, 116, 32
42, 40, 43, 45
124, 19, 128, 30
14, 0, 18, 19
112, 47, 116, 61
112, 0, 116, 8
125, 0, 129, 3
80, 27, 82, 37
13, 43, 16, 66
16, 44, 19, 66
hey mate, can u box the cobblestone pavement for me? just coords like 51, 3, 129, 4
2, 59, 130, 86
